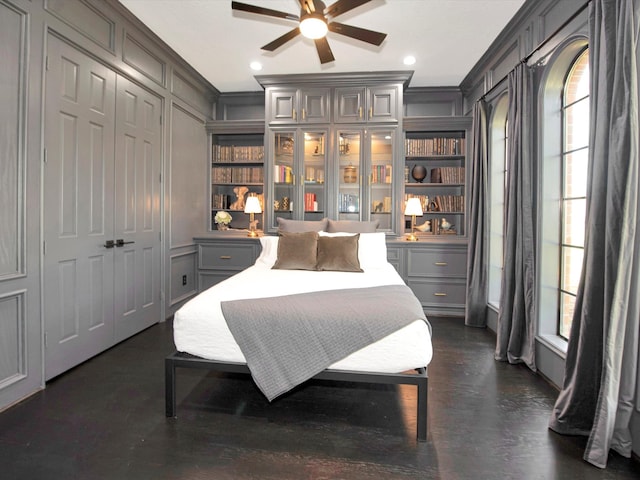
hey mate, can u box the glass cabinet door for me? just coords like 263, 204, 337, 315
337, 131, 362, 220
302, 130, 327, 221
368, 130, 394, 230
272, 131, 295, 223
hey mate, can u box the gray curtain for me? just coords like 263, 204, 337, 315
465, 100, 489, 327
495, 62, 537, 371
549, 0, 640, 468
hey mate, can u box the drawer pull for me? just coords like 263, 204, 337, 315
434, 292, 447, 297
434, 262, 448, 266
219, 255, 232, 260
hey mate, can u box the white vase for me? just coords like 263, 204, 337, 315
217, 223, 229, 231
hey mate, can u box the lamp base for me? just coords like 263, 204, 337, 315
247, 229, 259, 238
406, 233, 418, 241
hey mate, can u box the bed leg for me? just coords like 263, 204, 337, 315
417, 376, 428, 441
165, 356, 176, 417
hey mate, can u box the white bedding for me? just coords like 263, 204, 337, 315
173, 234, 433, 373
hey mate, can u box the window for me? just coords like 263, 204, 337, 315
559, 49, 589, 339
539, 39, 589, 348
488, 96, 509, 307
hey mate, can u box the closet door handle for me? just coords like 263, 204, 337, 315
293, 109, 297, 121
358, 107, 363, 119
115, 239, 135, 247
301, 108, 306, 120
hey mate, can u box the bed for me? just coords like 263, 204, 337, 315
166, 230, 433, 440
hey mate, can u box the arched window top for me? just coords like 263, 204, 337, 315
564, 49, 589, 105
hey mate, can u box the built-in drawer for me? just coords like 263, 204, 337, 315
406, 248, 467, 277
198, 243, 256, 271
407, 278, 467, 306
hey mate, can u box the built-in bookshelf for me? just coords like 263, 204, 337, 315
403, 129, 468, 237
210, 133, 265, 230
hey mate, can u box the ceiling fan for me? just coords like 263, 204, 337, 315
231, 0, 387, 64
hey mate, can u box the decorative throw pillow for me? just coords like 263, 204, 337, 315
326, 219, 379, 233
319, 231, 388, 270
272, 231, 318, 270
276, 217, 328, 233
316, 234, 363, 272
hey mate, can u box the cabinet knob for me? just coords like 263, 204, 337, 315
358, 106, 363, 119
301, 108, 306, 120
293, 109, 297, 120
434, 262, 448, 266
220, 255, 232, 260
369, 107, 373, 118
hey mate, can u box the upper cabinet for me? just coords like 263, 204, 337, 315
334, 85, 400, 124
267, 87, 331, 124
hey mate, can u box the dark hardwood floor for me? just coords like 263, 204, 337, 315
1, 316, 638, 479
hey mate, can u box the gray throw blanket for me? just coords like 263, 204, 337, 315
220, 284, 428, 401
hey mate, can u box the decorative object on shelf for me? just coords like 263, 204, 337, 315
244, 194, 262, 237
440, 218, 452, 231
214, 211, 232, 230
404, 197, 423, 242
430, 167, 442, 183
281, 196, 290, 211
229, 186, 249, 210
415, 220, 431, 232
411, 164, 427, 183
343, 164, 357, 183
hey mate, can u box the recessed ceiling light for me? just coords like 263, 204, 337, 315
403, 55, 416, 66
250, 61, 263, 71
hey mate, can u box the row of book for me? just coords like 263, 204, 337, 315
371, 196, 393, 213
403, 194, 465, 213
371, 164, 392, 184
304, 193, 319, 212
405, 137, 466, 156
212, 193, 265, 211
213, 145, 264, 163
274, 165, 294, 183
429, 167, 465, 184
338, 194, 359, 213
212, 167, 263, 184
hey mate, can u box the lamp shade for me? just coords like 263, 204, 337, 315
244, 195, 262, 214
404, 197, 423, 216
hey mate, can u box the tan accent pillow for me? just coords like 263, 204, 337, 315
326, 219, 379, 233
276, 217, 328, 233
272, 231, 318, 270
316, 234, 363, 272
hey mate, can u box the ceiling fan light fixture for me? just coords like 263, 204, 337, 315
299, 13, 328, 39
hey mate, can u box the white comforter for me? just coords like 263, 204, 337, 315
173, 261, 433, 373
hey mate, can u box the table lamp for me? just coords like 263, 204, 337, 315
244, 194, 262, 237
404, 197, 423, 241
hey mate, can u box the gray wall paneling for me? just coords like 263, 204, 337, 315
0, 0, 217, 412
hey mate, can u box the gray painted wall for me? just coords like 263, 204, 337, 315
0, 0, 216, 412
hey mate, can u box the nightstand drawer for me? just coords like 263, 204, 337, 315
198, 243, 256, 270
407, 279, 467, 306
407, 248, 467, 277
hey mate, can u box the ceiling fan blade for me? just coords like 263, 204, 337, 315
262, 27, 301, 51
231, 1, 299, 21
324, 0, 371, 19
314, 37, 335, 64
328, 21, 386, 46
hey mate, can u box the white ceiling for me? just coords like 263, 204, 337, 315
119, 0, 526, 93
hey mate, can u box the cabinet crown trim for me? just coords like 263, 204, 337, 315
256, 71, 414, 88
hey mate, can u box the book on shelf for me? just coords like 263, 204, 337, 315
213, 145, 264, 163
405, 137, 466, 156
212, 166, 263, 183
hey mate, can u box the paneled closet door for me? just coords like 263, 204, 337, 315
43, 35, 116, 379
113, 76, 162, 342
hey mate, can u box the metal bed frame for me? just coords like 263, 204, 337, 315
165, 351, 428, 441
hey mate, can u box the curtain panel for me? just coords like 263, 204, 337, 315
494, 62, 537, 371
465, 100, 489, 327
549, 0, 640, 468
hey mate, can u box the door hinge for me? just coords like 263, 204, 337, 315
43, 148, 47, 164
43, 241, 46, 255
45, 56, 49, 71
160, 114, 163, 125
159, 173, 162, 183
158, 231, 161, 241
44, 332, 48, 348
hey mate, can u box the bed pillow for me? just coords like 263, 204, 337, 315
319, 231, 388, 270
276, 217, 328, 233
256, 236, 279, 268
326, 219, 379, 233
316, 234, 363, 272
272, 231, 318, 270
